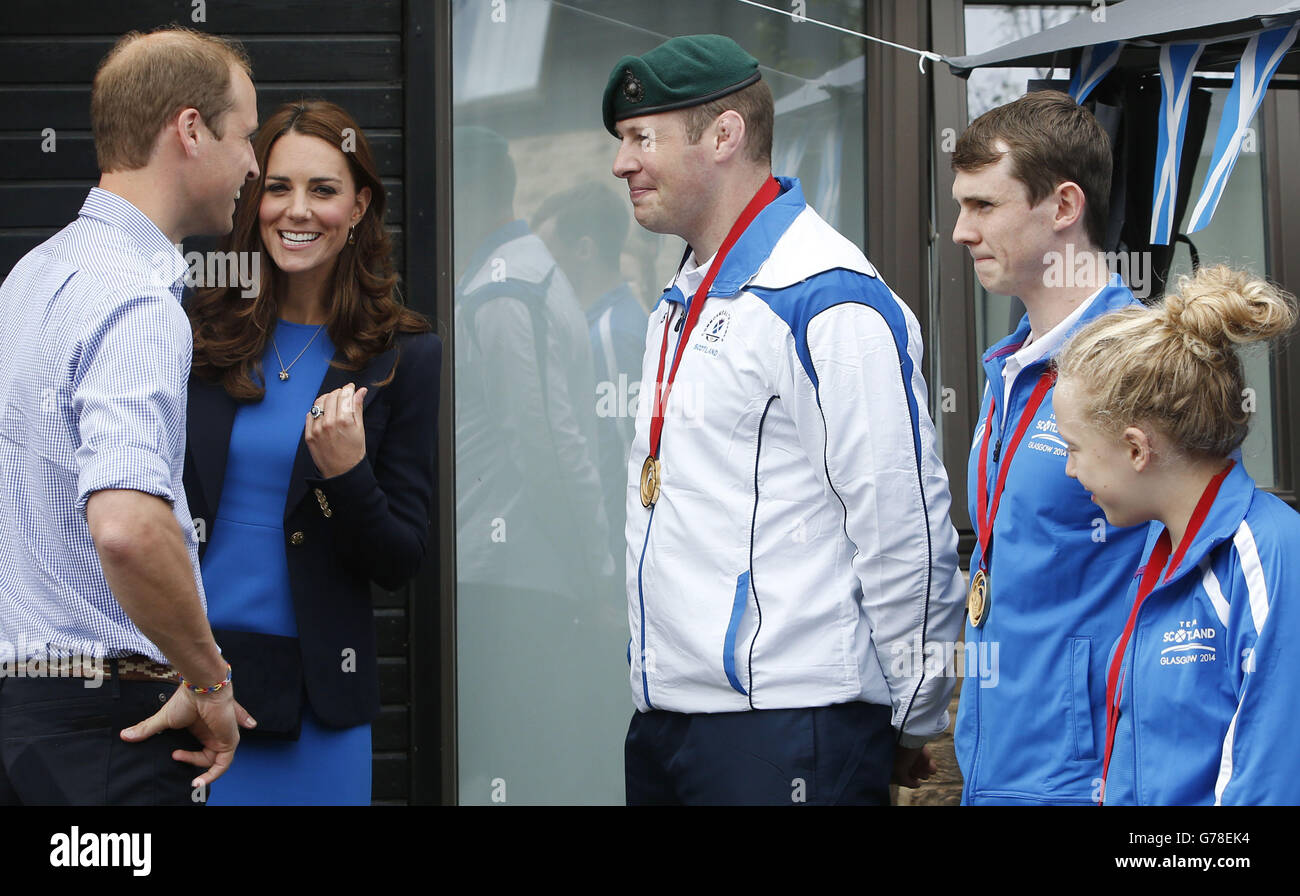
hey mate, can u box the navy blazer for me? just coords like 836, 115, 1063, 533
184, 330, 441, 727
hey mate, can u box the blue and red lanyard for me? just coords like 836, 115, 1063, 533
973, 368, 1057, 573
648, 177, 780, 460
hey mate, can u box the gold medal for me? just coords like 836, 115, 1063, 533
639, 455, 662, 508
967, 568, 990, 628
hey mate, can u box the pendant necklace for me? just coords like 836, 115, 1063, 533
271, 324, 325, 381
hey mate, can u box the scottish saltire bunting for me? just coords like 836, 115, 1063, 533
1187, 22, 1300, 234
1150, 42, 1207, 245
1069, 41, 1123, 104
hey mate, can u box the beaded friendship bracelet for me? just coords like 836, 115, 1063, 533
181, 662, 232, 695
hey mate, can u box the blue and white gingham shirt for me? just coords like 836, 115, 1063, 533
0, 188, 205, 663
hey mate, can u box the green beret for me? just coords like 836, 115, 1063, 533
602, 34, 761, 136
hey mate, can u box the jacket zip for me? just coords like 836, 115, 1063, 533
635, 299, 687, 709
970, 358, 1042, 799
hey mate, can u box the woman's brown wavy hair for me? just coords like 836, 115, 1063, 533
189, 99, 430, 400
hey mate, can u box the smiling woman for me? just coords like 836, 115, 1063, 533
183, 100, 440, 806
258, 131, 368, 298
190, 100, 419, 397
1054, 265, 1300, 806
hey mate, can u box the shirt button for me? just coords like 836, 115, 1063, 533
290, 531, 306, 546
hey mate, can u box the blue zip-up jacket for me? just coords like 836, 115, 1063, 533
1104, 461, 1300, 805
956, 280, 1149, 804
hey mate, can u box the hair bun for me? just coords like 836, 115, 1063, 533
1163, 264, 1297, 353
1175, 328, 1221, 363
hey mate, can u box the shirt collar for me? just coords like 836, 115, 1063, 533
1009, 277, 1111, 370
673, 249, 718, 299
985, 273, 1135, 365
78, 188, 187, 301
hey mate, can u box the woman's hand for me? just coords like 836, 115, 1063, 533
305, 383, 369, 479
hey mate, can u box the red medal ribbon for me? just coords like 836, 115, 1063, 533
648, 177, 781, 459
974, 367, 1058, 571
1098, 460, 1234, 805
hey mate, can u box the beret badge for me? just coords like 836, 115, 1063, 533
622, 70, 644, 104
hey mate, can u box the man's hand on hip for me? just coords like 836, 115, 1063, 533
120, 685, 256, 788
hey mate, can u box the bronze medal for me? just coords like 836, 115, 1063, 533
967, 568, 989, 627
639, 455, 662, 508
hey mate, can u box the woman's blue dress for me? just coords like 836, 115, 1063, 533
201, 320, 372, 806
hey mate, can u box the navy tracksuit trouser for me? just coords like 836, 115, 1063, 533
625, 700, 894, 806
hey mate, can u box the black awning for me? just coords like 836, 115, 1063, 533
944, 0, 1300, 76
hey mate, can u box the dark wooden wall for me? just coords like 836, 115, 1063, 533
0, 0, 433, 804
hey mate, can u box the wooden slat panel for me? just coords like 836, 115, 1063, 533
0, 230, 57, 282
0, 183, 95, 229
391, 229, 404, 273
371, 582, 405, 608
244, 36, 400, 82
365, 131, 403, 177
0, 131, 401, 180
0, 1, 401, 35
371, 754, 408, 803
378, 658, 408, 703
381, 179, 403, 225
368, 131, 403, 177
0, 84, 402, 129
0, 36, 400, 83
374, 705, 407, 751
0, 133, 98, 180
374, 609, 408, 655
256, 86, 404, 131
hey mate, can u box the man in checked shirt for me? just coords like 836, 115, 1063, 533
0, 27, 260, 805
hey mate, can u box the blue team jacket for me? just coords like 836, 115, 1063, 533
1104, 461, 1300, 805
956, 281, 1149, 805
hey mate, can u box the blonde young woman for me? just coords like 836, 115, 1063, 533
1053, 265, 1299, 805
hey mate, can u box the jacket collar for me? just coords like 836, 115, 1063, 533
982, 275, 1137, 376
708, 176, 807, 296
659, 175, 808, 304
1152, 460, 1256, 589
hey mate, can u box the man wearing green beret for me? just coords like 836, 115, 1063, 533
607, 34, 965, 805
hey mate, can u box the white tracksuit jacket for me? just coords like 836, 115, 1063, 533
625, 177, 965, 745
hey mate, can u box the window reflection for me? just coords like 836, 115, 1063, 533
452, 0, 869, 804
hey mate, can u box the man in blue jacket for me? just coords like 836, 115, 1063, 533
950, 90, 1148, 804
